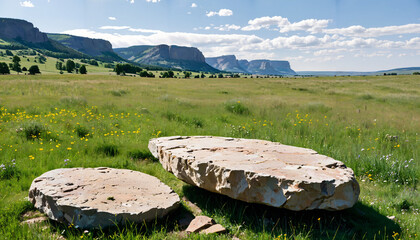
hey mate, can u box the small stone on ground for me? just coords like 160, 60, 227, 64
185, 216, 215, 233
201, 224, 226, 234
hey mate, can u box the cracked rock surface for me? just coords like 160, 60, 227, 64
28, 167, 180, 229
149, 136, 360, 211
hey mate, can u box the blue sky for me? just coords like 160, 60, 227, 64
2, 0, 420, 71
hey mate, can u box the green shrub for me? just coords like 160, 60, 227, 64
20, 122, 45, 140
127, 150, 156, 161
162, 111, 204, 128
96, 144, 120, 157
225, 101, 250, 115
75, 125, 90, 138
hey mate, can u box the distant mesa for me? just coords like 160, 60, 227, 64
206, 55, 296, 75
114, 45, 220, 72
205, 55, 249, 73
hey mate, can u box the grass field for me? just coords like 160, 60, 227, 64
0, 74, 418, 239
0, 49, 113, 74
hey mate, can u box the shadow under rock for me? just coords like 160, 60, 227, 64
182, 185, 401, 239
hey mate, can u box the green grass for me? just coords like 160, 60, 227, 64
0, 49, 113, 74
0, 74, 418, 239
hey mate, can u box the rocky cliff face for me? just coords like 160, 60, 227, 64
0, 18, 48, 43
47, 34, 113, 57
206, 55, 248, 73
238, 58, 296, 75
114, 44, 218, 72
141, 45, 206, 62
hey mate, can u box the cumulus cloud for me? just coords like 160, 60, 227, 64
191, 3, 197, 8
108, 17, 117, 21
242, 16, 330, 33
20, 1, 34, 7
146, 0, 160, 2
206, 9, 233, 17
323, 23, 420, 37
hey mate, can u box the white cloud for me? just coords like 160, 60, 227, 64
20, 1, 34, 7
130, 0, 134, 3
323, 23, 420, 37
100, 26, 162, 34
313, 48, 349, 56
206, 9, 233, 17
146, 0, 160, 2
62, 26, 420, 65
214, 24, 241, 31
191, 3, 197, 8
242, 16, 330, 33
61, 28, 264, 54
108, 17, 117, 21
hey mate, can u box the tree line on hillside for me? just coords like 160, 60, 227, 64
56, 59, 87, 74
0, 55, 40, 75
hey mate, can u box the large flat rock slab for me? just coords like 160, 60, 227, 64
149, 136, 360, 211
28, 167, 180, 229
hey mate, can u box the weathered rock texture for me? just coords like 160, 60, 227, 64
149, 136, 360, 211
28, 167, 180, 229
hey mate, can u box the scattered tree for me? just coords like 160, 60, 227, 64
56, 61, 64, 71
0, 62, 10, 74
66, 60, 75, 73
12, 55, 21, 73
413, 72, 420, 75
89, 60, 99, 66
5, 50, 13, 56
79, 65, 87, 74
218, 73, 224, 78
183, 71, 191, 78
37, 55, 47, 64
138, 70, 155, 78
201, 72, 205, 78
114, 63, 142, 75
161, 70, 175, 78
28, 65, 41, 75
22, 67, 27, 72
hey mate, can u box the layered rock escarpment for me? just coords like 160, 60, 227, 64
239, 59, 296, 75
205, 55, 249, 73
207, 55, 296, 75
0, 18, 48, 43
28, 168, 180, 229
114, 45, 218, 72
149, 136, 360, 211
47, 34, 113, 57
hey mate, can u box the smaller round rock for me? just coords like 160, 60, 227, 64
28, 167, 180, 229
